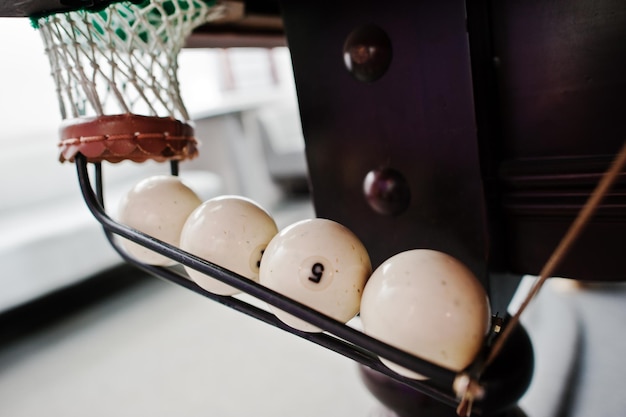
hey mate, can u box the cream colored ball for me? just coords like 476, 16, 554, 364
260, 218, 372, 332
117, 175, 202, 266
360, 249, 491, 379
180, 195, 278, 295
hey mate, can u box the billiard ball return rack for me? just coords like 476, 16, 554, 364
73, 139, 626, 416
74, 152, 526, 416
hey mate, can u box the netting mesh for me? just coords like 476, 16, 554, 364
35, 0, 224, 121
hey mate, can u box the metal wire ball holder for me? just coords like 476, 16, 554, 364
36, 0, 496, 411
75, 153, 470, 410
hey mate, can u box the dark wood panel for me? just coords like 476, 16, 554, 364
280, 0, 626, 282
1, 0, 281, 17
279, 0, 491, 287
0, 1, 117, 17
1, 0, 285, 48
491, 0, 626, 280
492, 0, 626, 159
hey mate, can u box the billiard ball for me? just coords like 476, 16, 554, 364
360, 249, 491, 379
180, 195, 278, 295
117, 175, 202, 265
259, 218, 372, 332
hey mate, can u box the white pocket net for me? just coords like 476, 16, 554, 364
34, 0, 225, 162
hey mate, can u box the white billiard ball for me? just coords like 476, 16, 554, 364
180, 195, 278, 295
117, 175, 202, 265
259, 218, 372, 332
360, 249, 491, 379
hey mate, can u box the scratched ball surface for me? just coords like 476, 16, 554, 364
259, 218, 372, 332
117, 175, 202, 266
180, 195, 278, 295
360, 249, 491, 379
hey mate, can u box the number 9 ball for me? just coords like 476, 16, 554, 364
259, 218, 372, 332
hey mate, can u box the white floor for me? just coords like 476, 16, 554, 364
0, 272, 382, 417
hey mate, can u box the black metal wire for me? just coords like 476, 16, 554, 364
77, 153, 463, 408
170, 160, 179, 176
